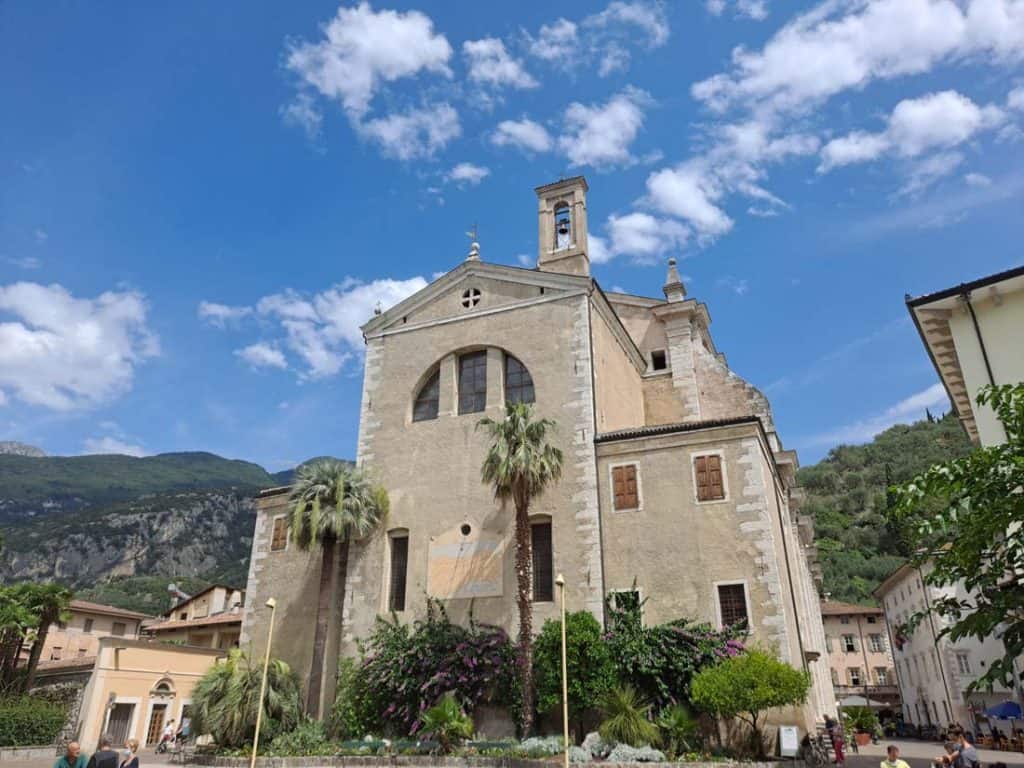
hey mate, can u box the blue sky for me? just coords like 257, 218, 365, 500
1, 0, 1022, 469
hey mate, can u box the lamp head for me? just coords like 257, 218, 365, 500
555, 574, 565, 587
265, 597, 277, 609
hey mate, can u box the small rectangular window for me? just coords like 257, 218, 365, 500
531, 522, 553, 602
717, 583, 748, 628
389, 535, 409, 612
866, 615, 878, 624
458, 351, 487, 414
83, 618, 94, 634
874, 667, 889, 685
611, 464, 639, 510
830, 668, 839, 686
179, 612, 187, 621
848, 667, 862, 686
695, 455, 725, 501
112, 622, 126, 637
270, 516, 288, 552
650, 350, 667, 370
869, 633, 884, 652
840, 616, 850, 625
50, 647, 62, 660
956, 652, 971, 674
843, 634, 857, 652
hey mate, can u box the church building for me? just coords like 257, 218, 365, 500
241, 177, 833, 730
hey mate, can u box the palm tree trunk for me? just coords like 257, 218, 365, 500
514, 494, 534, 735
22, 610, 54, 692
307, 532, 337, 717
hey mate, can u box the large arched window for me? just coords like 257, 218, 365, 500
413, 369, 440, 422
504, 355, 535, 405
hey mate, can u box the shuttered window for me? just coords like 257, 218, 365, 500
695, 454, 725, 501
458, 352, 487, 414
717, 583, 748, 628
531, 522, 553, 602
270, 516, 288, 552
388, 535, 409, 612
611, 464, 639, 510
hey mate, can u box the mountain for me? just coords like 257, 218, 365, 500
797, 411, 973, 605
0, 441, 46, 457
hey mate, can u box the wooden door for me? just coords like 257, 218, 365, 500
145, 703, 167, 746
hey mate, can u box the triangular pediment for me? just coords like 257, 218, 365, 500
362, 261, 589, 338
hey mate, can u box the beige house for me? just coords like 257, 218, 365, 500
875, 563, 1011, 727
31, 600, 148, 663
145, 584, 244, 649
907, 264, 1024, 447
242, 176, 832, 732
74, 637, 223, 753
820, 600, 899, 711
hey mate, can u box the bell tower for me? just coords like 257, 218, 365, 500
535, 176, 589, 276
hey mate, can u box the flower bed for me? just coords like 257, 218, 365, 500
187, 756, 785, 768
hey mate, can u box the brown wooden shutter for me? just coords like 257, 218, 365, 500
696, 455, 724, 501
270, 517, 288, 551
389, 536, 409, 612
612, 465, 639, 510
531, 522, 553, 602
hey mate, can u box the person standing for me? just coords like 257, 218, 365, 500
86, 736, 120, 768
826, 714, 846, 766
54, 742, 87, 768
119, 739, 139, 768
881, 745, 910, 768
950, 732, 980, 768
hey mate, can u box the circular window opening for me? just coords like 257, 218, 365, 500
461, 288, 481, 308
460, 523, 472, 536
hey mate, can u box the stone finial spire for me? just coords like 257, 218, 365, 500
466, 223, 480, 261
663, 257, 686, 302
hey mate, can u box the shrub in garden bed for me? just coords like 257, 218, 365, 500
0, 695, 67, 747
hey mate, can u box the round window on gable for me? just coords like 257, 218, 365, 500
460, 523, 472, 536
461, 288, 481, 308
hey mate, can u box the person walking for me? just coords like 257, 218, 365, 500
950, 732, 981, 768
156, 720, 175, 753
54, 742, 87, 768
86, 736, 120, 768
882, 745, 911, 768
119, 738, 139, 768
826, 714, 846, 766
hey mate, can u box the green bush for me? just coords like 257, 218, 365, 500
597, 685, 660, 748
534, 610, 615, 729
843, 705, 878, 733
330, 657, 375, 739
421, 692, 474, 754
267, 719, 334, 756
0, 696, 67, 747
657, 704, 700, 759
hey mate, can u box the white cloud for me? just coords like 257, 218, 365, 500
818, 131, 891, 169
559, 87, 651, 169
586, 1, 669, 46
0, 282, 158, 410
280, 92, 323, 139
5, 256, 41, 270
285, 2, 452, 120
706, 0, 769, 20
898, 151, 964, 197
526, 19, 579, 65
236, 342, 288, 370
588, 233, 613, 265
706, 0, 726, 14
217, 277, 428, 380
82, 435, 147, 457
445, 162, 490, 186
606, 212, 690, 262
646, 163, 734, 238
717, 276, 750, 296
1009, 85, 1024, 110
34, 228, 48, 243
965, 171, 992, 187
811, 383, 949, 446
358, 103, 461, 160
463, 38, 537, 90
516, 253, 534, 267
490, 118, 553, 153
198, 301, 254, 327
692, 0, 1024, 117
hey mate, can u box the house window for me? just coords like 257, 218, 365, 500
270, 516, 288, 552
717, 583, 748, 628
842, 634, 857, 652
531, 521, 553, 602
50, 647, 62, 660
875, 667, 889, 685
504, 355, 535, 405
458, 352, 487, 414
413, 369, 441, 422
461, 288, 481, 308
825, 636, 833, 653
956, 652, 971, 674
650, 350, 667, 371
83, 618, 94, 634
831, 668, 839, 686
611, 464, 640, 511
179, 612, 187, 621
867, 615, 878, 624
388, 534, 409, 612
694, 455, 725, 501
112, 622, 126, 637
869, 634, 884, 653
848, 667, 862, 686
840, 616, 850, 625
77, 648, 87, 658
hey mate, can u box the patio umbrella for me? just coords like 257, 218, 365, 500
840, 694, 887, 708
985, 701, 1023, 720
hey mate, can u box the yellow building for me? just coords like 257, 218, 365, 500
820, 600, 899, 713
29, 599, 148, 663
145, 584, 244, 650
74, 637, 223, 753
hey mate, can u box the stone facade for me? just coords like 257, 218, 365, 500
242, 176, 832, 730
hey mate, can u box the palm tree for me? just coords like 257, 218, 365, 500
477, 402, 563, 734
288, 459, 388, 718
21, 583, 72, 691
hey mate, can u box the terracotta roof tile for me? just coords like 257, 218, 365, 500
820, 600, 883, 616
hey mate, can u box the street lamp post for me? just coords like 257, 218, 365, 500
250, 597, 278, 768
556, 574, 569, 768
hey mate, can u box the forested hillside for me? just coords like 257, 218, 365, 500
797, 411, 973, 605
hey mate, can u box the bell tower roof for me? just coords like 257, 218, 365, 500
535, 176, 590, 277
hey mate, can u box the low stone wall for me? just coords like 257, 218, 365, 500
0, 745, 56, 763
188, 755, 786, 768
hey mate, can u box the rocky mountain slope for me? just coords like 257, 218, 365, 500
0, 441, 46, 457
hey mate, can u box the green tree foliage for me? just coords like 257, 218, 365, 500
888, 383, 1024, 690
330, 657, 375, 740
657, 705, 700, 759
0, 695, 67, 747
604, 592, 745, 709
597, 685, 660, 748
0, 582, 72, 694
798, 411, 973, 603
420, 693, 474, 754
690, 649, 810, 758
77, 575, 212, 615
533, 611, 615, 733
843, 705, 878, 733
190, 648, 303, 749
478, 402, 564, 734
